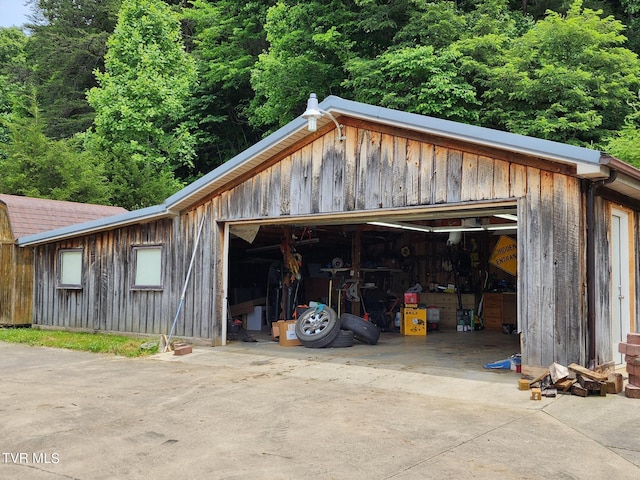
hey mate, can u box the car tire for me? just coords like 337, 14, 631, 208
295, 306, 340, 348
328, 329, 354, 348
340, 313, 381, 345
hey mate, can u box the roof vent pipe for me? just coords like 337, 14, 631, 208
586, 168, 617, 367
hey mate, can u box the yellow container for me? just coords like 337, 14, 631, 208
401, 307, 427, 336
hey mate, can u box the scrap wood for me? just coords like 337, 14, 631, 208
552, 378, 576, 392
606, 373, 624, 394
568, 363, 607, 382
529, 369, 550, 388
571, 383, 589, 397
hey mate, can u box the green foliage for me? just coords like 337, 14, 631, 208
86, 0, 196, 208
481, 0, 640, 145
26, 0, 121, 138
0, 94, 109, 203
181, 0, 272, 175
248, 0, 355, 129
346, 45, 480, 123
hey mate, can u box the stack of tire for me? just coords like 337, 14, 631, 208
294, 306, 380, 348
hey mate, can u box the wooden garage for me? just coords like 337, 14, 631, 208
17, 96, 640, 369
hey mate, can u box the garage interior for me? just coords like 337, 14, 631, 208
226, 206, 521, 375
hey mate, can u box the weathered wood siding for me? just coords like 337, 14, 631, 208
0, 205, 33, 325
30, 121, 600, 365
32, 204, 221, 344
219, 123, 586, 366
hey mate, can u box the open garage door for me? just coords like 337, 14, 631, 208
224, 202, 520, 369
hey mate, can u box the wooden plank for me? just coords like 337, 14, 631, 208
419, 142, 435, 205
568, 363, 608, 381
405, 138, 421, 206
434, 146, 448, 203
311, 137, 324, 214
460, 152, 478, 202
446, 149, 462, 203
539, 170, 555, 365
279, 153, 292, 216
493, 159, 510, 199
342, 125, 357, 211
268, 162, 282, 218
391, 135, 407, 208
476, 155, 494, 200
319, 134, 334, 213
331, 131, 345, 212
364, 130, 382, 209
291, 146, 310, 215
524, 167, 542, 366
380, 133, 395, 209
355, 128, 369, 211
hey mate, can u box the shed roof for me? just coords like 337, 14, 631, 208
16, 95, 640, 247
0, 194, 127, 241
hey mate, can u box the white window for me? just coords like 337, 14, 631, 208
132, 246, 163, 290
58, 249, 83, 288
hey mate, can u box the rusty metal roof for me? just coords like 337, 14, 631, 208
0, 194, 127, 241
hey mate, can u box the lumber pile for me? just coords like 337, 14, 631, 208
520, 361, 624, 399
619, 333, 640, 399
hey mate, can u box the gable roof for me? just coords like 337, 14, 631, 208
16, 95, 640, 247
0, 194, 127, 241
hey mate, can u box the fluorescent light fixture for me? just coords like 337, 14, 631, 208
485, 225, 518, 231
367, 221, 432, 233
368, 221, 516, 233
494, 214, 518, 221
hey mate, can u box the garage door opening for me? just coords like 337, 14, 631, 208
225, 206, 520, 374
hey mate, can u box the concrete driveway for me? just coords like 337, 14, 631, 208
1, 341, 639, 479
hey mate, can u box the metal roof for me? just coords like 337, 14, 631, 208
16, 95, 638, 247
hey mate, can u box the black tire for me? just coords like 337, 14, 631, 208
295, 306, 340, 348
340, 313, 381, 345
328, 329, 354, 348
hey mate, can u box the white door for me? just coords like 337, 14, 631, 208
611, 208, 632, 365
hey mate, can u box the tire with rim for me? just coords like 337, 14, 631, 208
328, 329, 354, 348
295, 306, 340, 348
340, 313, 381, 345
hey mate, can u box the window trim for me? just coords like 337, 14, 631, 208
57, 248, 83, 289
131, 245, 164, 291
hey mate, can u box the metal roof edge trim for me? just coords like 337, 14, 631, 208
17, 204, 174, 247
164, 119, 309, 209
320, 96, 604, 166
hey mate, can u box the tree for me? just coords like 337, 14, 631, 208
182, 0, 273, 176
0, 27, 30, 158
26, 0, 122, 139
0, 93, 109, 203
481, 0, 640, 145
248, 0, 356, 130
85, 0, 197, 209
345, 45, 480, 123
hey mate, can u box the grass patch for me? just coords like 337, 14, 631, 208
0, 328, 159, 357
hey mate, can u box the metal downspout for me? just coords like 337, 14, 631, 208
586, 169, 617, 366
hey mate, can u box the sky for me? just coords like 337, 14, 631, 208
0, 0, 32, 28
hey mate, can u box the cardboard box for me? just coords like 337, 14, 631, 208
277, 320, 302, 347
401, 307, 427, 336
